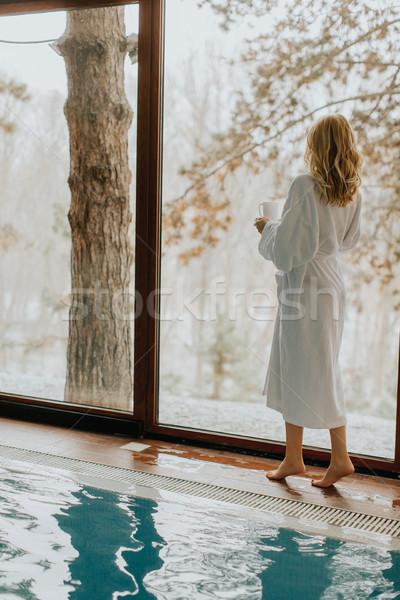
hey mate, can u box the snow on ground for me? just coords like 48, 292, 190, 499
158, 393, 395, 460
0, 372, 394, 460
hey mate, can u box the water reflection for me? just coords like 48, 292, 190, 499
55, 489, 165, 600
0, 462, 80, 599
259, 529, 338, 599
143, 497, 274, 598
321, 540, 400, 599
1, 460, 400, 600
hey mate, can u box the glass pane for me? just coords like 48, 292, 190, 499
0, 3, 139, 411
158, 0, 399, 459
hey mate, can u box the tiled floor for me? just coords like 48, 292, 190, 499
1, 416, 399, 521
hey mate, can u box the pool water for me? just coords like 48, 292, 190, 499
0, 458, 399, 600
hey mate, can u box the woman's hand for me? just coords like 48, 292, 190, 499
254, 216, 271, 234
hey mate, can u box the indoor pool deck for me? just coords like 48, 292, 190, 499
0, 416, 400, 522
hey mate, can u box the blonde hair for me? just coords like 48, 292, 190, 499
304, 114, 363, 207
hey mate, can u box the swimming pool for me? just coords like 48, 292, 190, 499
1, 455, 399, 600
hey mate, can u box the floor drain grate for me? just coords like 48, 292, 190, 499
1, 443, 399, 538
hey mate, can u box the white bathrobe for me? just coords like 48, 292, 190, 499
258, 173, 362, 429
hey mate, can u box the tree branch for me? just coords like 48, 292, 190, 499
166, 88, 400, 206
336, 60, 400, 68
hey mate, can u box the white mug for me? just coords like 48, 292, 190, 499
258, 201, 281, 220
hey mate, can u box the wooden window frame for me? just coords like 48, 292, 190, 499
0, 0, 399, 477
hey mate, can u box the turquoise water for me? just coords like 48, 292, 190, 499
0, 460, 400, 599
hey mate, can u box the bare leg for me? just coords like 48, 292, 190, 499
312, 425, 354, 488
266, 421, 306, 479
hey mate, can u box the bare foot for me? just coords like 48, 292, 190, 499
266, 458, 306, 480
311, 460, 355, 488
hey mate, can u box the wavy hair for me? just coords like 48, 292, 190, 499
304, 114, 363, 207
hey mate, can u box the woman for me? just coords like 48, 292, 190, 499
254, 114, 363, 488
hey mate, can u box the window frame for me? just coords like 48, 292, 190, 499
0, 0, 398, 477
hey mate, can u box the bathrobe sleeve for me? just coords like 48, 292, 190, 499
337, 193, 362, 255
258, 174, 319, 273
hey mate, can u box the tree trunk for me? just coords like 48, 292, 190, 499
57, 7, 134, 409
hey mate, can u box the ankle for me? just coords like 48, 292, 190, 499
284, 455, 304, 464
330, 455, 353, 467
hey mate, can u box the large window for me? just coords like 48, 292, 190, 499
157, 0, 399, 460
0, 3, 139, 411
0, 0, 399, 473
